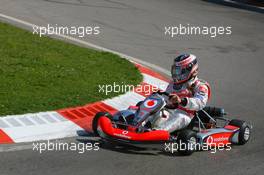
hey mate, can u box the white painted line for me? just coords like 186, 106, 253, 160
0, 143, 33, 152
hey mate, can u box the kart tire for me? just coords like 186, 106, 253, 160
92, 112, 112, 136
229, 119, 251, 145
177, 129, 197, 156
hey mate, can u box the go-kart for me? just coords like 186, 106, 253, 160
92, 91, 251, 155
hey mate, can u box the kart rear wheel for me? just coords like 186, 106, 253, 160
92, 112, 112, 136
177, 129, 197, 156
229, 119, 251, 145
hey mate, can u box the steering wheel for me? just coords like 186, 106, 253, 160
154, 90, 179, 109
154, 90, 170, 96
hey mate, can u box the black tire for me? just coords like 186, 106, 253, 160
177, 129, 197, 156
92, 112, 112, 136
229, 119, 251, 145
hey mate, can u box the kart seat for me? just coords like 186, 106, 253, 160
190, 106, 226, 125
201, 106, 226, 118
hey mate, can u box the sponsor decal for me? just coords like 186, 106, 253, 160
206, 136, 228, 143
113, 131, 131, 139
144, 99, 158, 108
122, 131, 128, 135
205, 133, 232, 145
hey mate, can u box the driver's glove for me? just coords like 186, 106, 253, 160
167, 94, 188, 109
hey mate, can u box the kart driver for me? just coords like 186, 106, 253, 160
153, 54, 210, 133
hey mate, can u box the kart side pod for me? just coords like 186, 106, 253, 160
97, 116, 170, 142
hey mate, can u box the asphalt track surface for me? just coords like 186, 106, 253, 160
0, 0, 264, 175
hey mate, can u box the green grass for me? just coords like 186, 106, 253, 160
0, 22, 142, 116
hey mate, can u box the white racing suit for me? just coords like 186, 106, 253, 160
153, 77, 210, 133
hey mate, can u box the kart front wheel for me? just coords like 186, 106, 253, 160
177, 129, 197, 156
229, 119, 251, 145
92, 112, 112, 136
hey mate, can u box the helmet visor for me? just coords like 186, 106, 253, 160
171, 65, 192, 82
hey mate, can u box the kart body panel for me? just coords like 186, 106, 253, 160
97, 116, 241, 147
